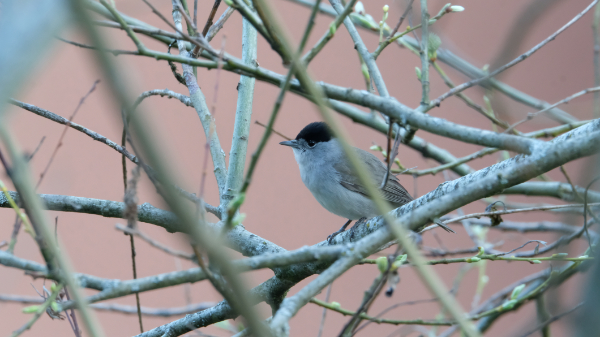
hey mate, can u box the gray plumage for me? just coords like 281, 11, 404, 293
281, 122, 454, 240
280, 123, 412, 220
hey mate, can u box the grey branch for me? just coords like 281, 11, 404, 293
321, 86, 542, 154
173, 6, 228, 197
223, 11, 258, 213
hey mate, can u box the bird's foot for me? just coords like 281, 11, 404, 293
327, 219, 353, 244
327, 230, 344, 244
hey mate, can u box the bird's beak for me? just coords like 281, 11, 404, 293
279, 140, 299, 148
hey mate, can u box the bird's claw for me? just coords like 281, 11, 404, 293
327, 230, 344, 244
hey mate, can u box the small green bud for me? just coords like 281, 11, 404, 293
428, 33, 442, 53
383, 5, 389, 12
329, 23, 337, 36
483, 95, 492, 109
415, 67, 422, 81
370, 144, 383, 151
439, 4, 451, 14
215, 320, 233, 330
230, 193, 245, 210
354, 1, 365, 15
232, 213, 246, 227
510, 284, 525, 300
50, 282, 58, 292
476, 246, 485, 256
223, 0, 234, 7
391, 260, 402, 271
501, 299, 517, 310
50, 301, 60, 313
361, 60, 370, 79
22, 305, 39, 314
468, 257, 481, 263
532, 260, 541, 264
331, 301, 341, 309
449, 5, 465, 12
395, 254, 408, 263
376, 256, 389, 273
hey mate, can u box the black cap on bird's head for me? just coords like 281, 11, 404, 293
280, 122, 333, 148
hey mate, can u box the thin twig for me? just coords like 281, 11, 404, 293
142, 0, 219, 58
310, 298, 452, 326
0, 294, 215, 317
519, 302, 584, 337
402, 121, 590, 176
594, 2, 600, 118
254, 120, 291, 140
10, 284, 65, 337
385, 0, 414, 43
10, 99, 220, 217
584, 177, 600, 252
9, 81, 98, 255
37, 80, 99, 189
443, 203, 600, 225
116, 224, 194, 260
345, 271, 388, 335
371, 3, 454, 60
123, 166, 143, 333
505, 86, 600, 134
317, 284, 333, 337
302, 0, 358, 64
206, 6, 235, 42
175, 0, 198, 33
193, 0, 198, 27
62, 288, 82, 337
493, 240, 547, 257
432, 61, 513, 131
201, 0, 222, 36
354, 297, 438, 333
199, 37, 226, 200
430, 0, 599, 108
330, 0, 389, 97
8, 136, 46, 254
419, 0, 430, 107
380, 123, 400, 189
559, 167, 600, 249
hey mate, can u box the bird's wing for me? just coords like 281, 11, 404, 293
334, 148, 413, 207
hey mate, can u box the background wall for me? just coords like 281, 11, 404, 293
1, 0, 597, 336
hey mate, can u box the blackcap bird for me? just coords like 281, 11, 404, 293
280, 122, 454, 242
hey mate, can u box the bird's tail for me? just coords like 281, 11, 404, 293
432, 217, 455, 233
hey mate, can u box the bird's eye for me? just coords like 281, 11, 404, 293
307, 140, 316, 147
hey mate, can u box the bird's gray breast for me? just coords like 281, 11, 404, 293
294, 144, 377, 220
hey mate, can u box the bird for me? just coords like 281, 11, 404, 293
279, 122, 454, 243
